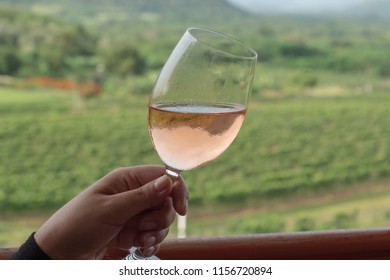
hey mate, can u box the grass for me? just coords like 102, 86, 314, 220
185, 180, 390, 237
0, 212, 51, 247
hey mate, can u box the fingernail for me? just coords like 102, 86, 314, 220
154, 175, 171, 192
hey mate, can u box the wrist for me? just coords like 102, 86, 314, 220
10, 232, 51, 260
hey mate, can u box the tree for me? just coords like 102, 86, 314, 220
104, 44, 146, 76
0, 47, 21, 75
53, 25, 96, 57
279, 42, 323, 58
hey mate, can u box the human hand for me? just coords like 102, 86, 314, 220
34, 165, 188, 259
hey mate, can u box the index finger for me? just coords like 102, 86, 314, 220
118, 165, 167, 187
94, 165, 167, 194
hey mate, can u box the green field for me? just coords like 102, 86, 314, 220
2, 87, 390, 209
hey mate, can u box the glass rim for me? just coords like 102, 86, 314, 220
186, 27, 258, 61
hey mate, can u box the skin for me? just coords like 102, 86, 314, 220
34, 165, 188, 260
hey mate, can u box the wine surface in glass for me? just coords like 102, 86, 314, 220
149, 102, 246, 172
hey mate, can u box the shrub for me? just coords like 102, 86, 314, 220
228, 215, 285, 234
289, 72, 318, 88
294, 216, 316, 231
278, 42, 324, 58
322, 210, 359, 230
104, 44, 147, 76
0, 47, 21, 75
376, 64, 390, 77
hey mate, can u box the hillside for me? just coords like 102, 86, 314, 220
1, 0, 389, 82
0, 0, 250, 28
0, 0, 255, 69
0, 1, 255, 78
0, 6, 97, 77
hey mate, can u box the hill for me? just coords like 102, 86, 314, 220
227, 0, 367, 14
0, 5, 97, 77
1, 0, 389, 83
0, 0, 256, 78
0, 0, 250, 29
0, 0, 255, 74
227, 0, 390, 18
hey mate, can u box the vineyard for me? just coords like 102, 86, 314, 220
1, 87, 389, 210
1, 85, 390, 245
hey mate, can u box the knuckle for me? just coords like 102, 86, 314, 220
134, 186, 150, 202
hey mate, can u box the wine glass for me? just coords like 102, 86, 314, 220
126, 27, 257, 260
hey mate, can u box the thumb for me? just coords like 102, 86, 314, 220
113, 175, 173, 219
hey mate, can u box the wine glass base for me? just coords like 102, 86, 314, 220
124, 246, 160, 260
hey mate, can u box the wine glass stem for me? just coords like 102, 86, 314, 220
165, 167, 180, 180
125, 167, 180, 260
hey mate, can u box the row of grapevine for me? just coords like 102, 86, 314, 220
1, 89, 390, 210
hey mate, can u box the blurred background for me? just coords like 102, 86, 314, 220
1, 0, 389, 247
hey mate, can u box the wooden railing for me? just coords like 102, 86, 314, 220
2, 227, 390, 260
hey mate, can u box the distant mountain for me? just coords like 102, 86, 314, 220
227, 0, 368, 15
0, 0, 249, 27
227, 0, 390, 18
1, 0, 387, 31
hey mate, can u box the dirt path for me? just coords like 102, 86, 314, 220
188, 180, 390, 222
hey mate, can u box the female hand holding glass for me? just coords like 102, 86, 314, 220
11, 166, 188, 260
